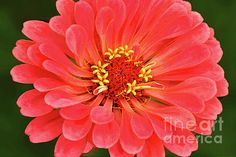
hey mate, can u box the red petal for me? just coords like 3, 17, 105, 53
153, 44, 210, 75
54, 135, 86, 157
144, 77, 217, 113
11, 64, 52, 84
45, 90, 94, 108
66, 25, 89, 65
40, 43, 93, 78
75, 1, 94, 36
43, 60, 93, 87
49, 16, 71, 35
90, 106, 114, 125
22, 20, 62, 43
216, 78, 229, 97
109, 143, 134, 157
147, 114, 173, 140
60, 104, 91, 120
95, 7, 113, 51
153, 106, 196, 129
27, 44, 47, 67
120, 111, 145, 154
12, 40, 33, 64
63, 117, 92, 141
164, 129, 198, 156
60, 95, 104, 120
137, 134, 165, 157
83, 142, 94, 153
130, 114, 153, 139
17, 89, 53, 117
195, 97, 222, 120
56, 0, 75, 20
194, 117, 214, 135
25, 111, 63, 143
92, 120, 120, 148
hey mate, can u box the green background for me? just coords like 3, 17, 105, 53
0, 0, 235, 156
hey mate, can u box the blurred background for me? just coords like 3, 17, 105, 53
0, 0, 235, 156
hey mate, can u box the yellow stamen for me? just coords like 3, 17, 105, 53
126, 80, 141, 96
105, 45, 134, 60
139, 66, 153, 82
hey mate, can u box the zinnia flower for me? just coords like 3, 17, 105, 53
11, 0, 228, 156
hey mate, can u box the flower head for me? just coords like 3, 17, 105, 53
11, 0, 228, 156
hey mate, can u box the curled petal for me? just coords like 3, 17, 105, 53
55, 135, 86, 157
92, 120, 120, 148
109, 143, 134, 157
120, 111, 145, 154
45, 90, 94, 108
17, 89, 53, 117
90, 106, 114, 125
130, 114, 153, 139
11, 64, 52, 84
137, 134, 165, 157
63, 117, 92, 141
25, 111, 63, 143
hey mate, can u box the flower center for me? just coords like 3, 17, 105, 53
91, 45, 153, 102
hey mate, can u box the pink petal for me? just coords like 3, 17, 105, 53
56, 0, 75, 20
63, 117, 92, 141
45, 90, 94, 108
153, 106, 196, 129
83, 142, 94, 153
164, 129, 198, 156
34, 77, 87, 94
169, 77, 217, 101
49, 16, 71, 35
92, 120, 120, 148
146, 91, 205, 113
137, 134, 165, 157
90, 106, 114, 125
75, 1, 94, 36
34, 77, 68, 92
109, 143, 134, 157
144, 77, 217, 113
27, 44, 47, 67
39, 43, 93, 78
206, 37, 223, 63
156, 60, 224, 81
120, 111, 145, 154
105, 0, 126, 48
60, 104, 91, 120
194, 117, 214, 135
152, 23, 210, 64
216, 78, 229, 97
65, 25, 89, 65
25, 111, 63, 143
130, 114, 153, 139
195, 97, 222, 120
43, 60, 94, 87
17, 89, 53, 117
54, 135, 86, 157
95, 7, 114, 51
147, 114, 173, 140
120, 0, 140, 44
60, 95, 104, 120
12, 40, 33, 64
22, 20, 62, 43
11, 64, 52, 84
153, 44, 210, 74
